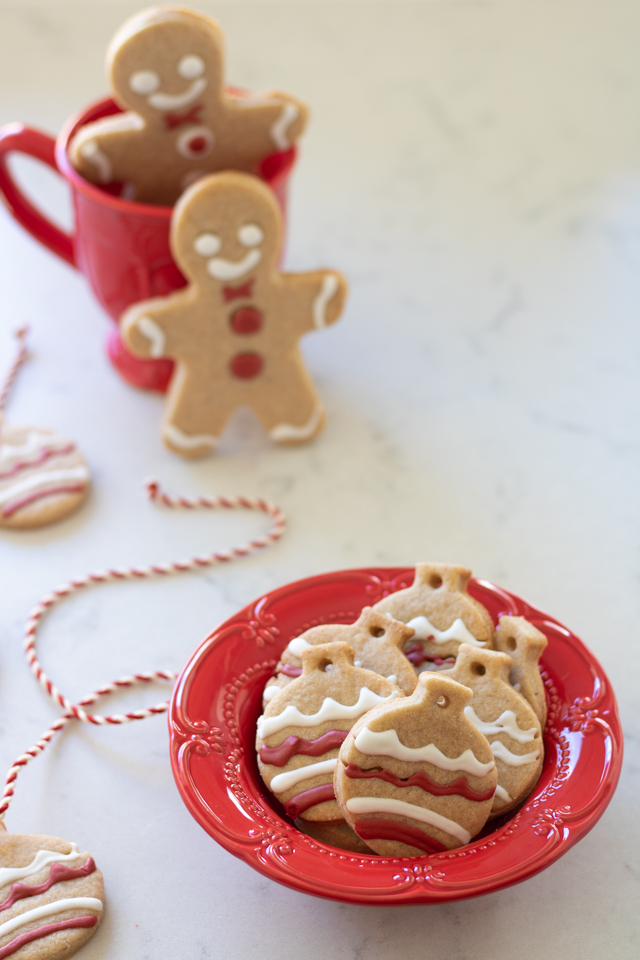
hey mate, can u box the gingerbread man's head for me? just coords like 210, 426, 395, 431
170, 171, 282, 286
108, 7, 225, 125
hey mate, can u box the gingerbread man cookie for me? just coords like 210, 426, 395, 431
0, 826, 103, 960
334, 673, 497, 856
256, 643, 400, 822
122, 171, 347, 456
69, 7, 308, 206
442, 645, 543, 816
373, 563, 494, 671
494, 616, 548, 728
268, 608, 418, 700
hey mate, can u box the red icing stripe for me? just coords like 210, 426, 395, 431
260, 730, 348, 767
279, 664, 302, 678
0, 916, 97, 960
0, 444, 75, 481
404, 643, 455, 668
354, 819, 448, 855
0, 858, 96, 913
344, 764, 495, 802
2, 484, 86, 518
283, 783, 336, 818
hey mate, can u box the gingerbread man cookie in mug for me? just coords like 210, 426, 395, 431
121, 171, 347, 457
69, 7, 308, 205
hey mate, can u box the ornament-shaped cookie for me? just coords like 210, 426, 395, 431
494, 616, 548, 728
0, 827, 103, 960
335, 673, 497, 856
256, 643, 401, 821
443, 645, 543, 816
0, 426, 90, 530
374, 563, 493, 671
122, 171, 347, 457
69, 7, 309, 206
294, 818, 372, 855
272, 608, 418, 697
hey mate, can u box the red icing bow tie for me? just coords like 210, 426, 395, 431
222, 279, 255, 302
164, 104, 203, 130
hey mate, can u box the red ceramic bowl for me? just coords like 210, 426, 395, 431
169, 567, 623, 904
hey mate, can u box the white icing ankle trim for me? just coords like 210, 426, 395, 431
270, 405, 323, 442
313, 274, 339, 328
163, 424, 217, 451
137, 316, 165, 358
271, 102, 299, 150
345, 796, 471, 845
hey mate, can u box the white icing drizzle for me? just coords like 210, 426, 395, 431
464, 706, 538, 744
0, 843, 82, 888
257, 687, 399, 739
137, 316, 165, 358
270, 404, 324, 442
270, 758, 338, 794
345, 796, 471, 845
148, 78, 207, 111
206, 249, 262, 281
163, 424, 217, 451
0, 431, 68, 466
270, 102, 299, 150
386, 675, 398, 684
491, 740, 540, 766
353, 727, 495, 778
263, 685, 280, 703
0, 898, 103, 939
312, 274, 339, 328
494, 784, 513, 803
79, 140, 112, 183
0, 466, 89, 506
406, 615, 485, 647
287, 636, 311, 657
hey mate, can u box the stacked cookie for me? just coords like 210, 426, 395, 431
256, 563, 549, 857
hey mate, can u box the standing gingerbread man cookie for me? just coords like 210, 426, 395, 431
121, 171, 347, 456
69, 7, 309, 205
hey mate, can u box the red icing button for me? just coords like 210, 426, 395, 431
188, 136, 208, 154
230, 352, 263, 379
230, 306, 263, 335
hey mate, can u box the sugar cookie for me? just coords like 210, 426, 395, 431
494, 616, 548, 728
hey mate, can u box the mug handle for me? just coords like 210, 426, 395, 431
0, 122, 76, 268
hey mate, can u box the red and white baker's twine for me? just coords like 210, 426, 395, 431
0, 479, 285, 820
0, 326, 28, 419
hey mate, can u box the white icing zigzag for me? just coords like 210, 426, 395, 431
405, 615, 485, 647
464, 706, 538, 743
353, 726, 495, 778
257, 687, 399, 739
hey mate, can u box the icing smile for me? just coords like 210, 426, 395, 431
149, 78, 207, 111
206, 249, 262, 281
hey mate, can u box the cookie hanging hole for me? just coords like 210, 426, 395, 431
317, 658, 334, 673
506, 636, 517, 651
370, 626, 385, 638
471, 662, 486, 676
429, 574, 443, 589
436, 695, 449, 708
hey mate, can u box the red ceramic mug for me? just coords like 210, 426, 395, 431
0, 97, 296, 392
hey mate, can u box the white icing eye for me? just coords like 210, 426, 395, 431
193, 232, 221, 256
178, 54, 205, 79
238, 223, 264, 247
129, 70, 161, 95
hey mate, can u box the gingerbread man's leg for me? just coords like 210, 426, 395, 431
253, 352, 326, 445
162, 366, 234, 458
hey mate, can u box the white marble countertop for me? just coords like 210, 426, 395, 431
0, 1, 638, 957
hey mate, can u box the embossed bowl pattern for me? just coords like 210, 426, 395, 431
169, 568, 623, 904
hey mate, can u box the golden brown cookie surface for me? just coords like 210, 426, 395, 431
494, 616, 548, 728
442, 644, 543, 816
334, 673, 497, 856
257, 643, 401, 822
0, 426, 90, 530
373, 563, 494, 669
69, 7, 309, 205
0, 828, 103, 960
122, 171, 347, 457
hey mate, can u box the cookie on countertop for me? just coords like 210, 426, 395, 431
0, 826, 103, 960
121, 171, 347, 457
69, 6, 309, 206
334, 673, 497, 856
494, 616, 548, 728
441, 644, 543, 816
256, 643, 401, 822
374, 564, 494, 671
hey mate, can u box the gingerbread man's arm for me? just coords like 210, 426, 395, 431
68, 113, 145, 185
279, 269, 348, 337
225, 91, 309, 155
121, 291, 196, 360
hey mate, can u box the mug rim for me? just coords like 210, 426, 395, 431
55, 95, 297, 220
